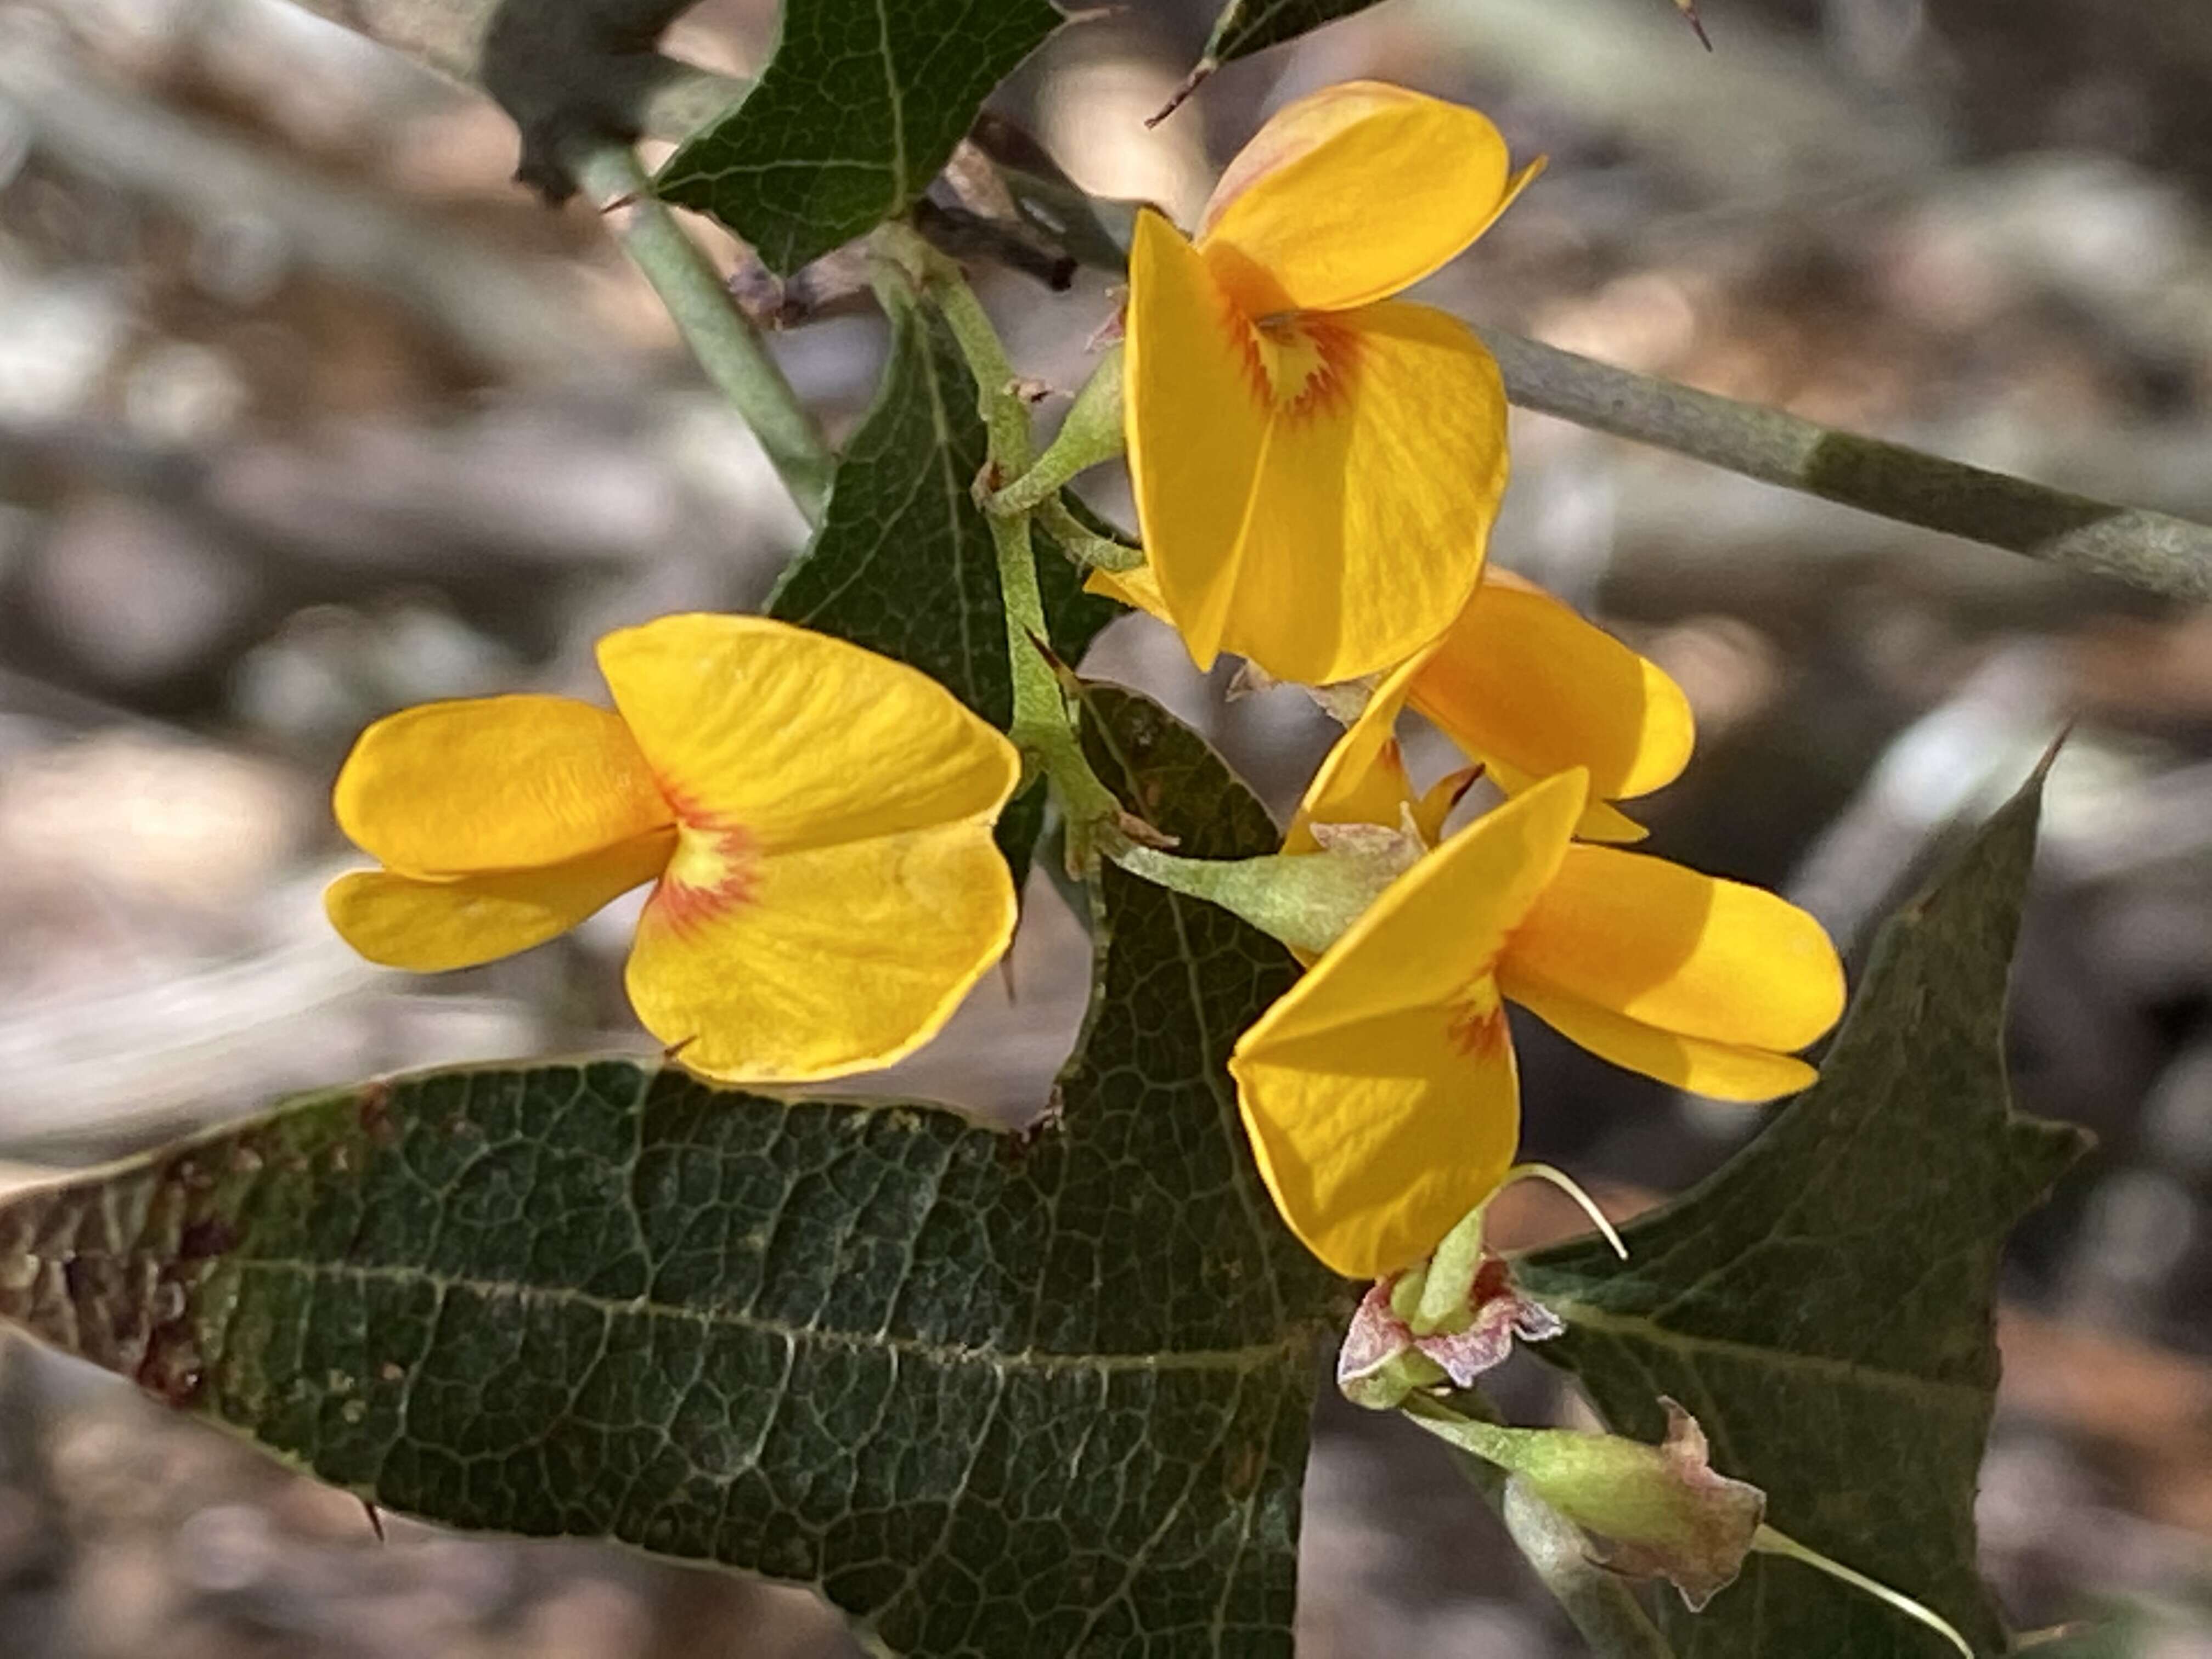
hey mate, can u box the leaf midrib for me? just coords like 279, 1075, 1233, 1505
217, 1256, 1319, 1377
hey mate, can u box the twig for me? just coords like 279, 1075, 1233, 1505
1480, 327, 2212, 603
567, 143, 834, 527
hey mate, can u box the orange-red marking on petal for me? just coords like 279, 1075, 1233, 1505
1447, 977, 1509, 1062
647, 788, 760, 938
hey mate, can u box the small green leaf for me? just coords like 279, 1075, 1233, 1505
656, 0, 1064, 275
0, 686, 1343, 1659
1519, 767, 2091, 1657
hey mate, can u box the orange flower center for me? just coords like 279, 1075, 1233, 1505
1446, 973, 1508, 1061
1245, 313, 1358, 420
649, 787, 758, 936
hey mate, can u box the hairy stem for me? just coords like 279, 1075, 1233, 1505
899, 235, 1126, 847
1480, 326, 2212, 601
568, 143, 833, 525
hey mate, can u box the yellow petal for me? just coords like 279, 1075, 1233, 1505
1497, 972, 1818, 1102
1197, 81, 1536, 315
1216, 303, 1508, 685
324, 830, 675, 972
1124, 210, 1271, 672
1283, 650, 1430, 855
1410, 571, 1695, 809
1485, 755, 1651, 845
1226, 770, 1589, 1276
1411, 766, 1482, 847
625, 825, 1018, 1083
1232, 1001, 1520, 1278
1085, 559, 1169, 621
333, 696, 670, 877
1505, 844, 1846, 1052
595, 613, 1022, 854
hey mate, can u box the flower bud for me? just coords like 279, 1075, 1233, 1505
1404, 1396, 1764, 1610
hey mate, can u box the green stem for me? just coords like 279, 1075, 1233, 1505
1751, 1526, 1974, 1658
1479, 325, 2212, 602
1412, 1203, 1489, 1335
1037, 497, 1144, 573
895, 229, 1128, 848
987, 345, 1126, 517
568, 142, 834, 527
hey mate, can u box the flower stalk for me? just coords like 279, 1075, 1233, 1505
883, 225, 1131, 860
984, 345, 1126, 518
1038, 496, 1145, 573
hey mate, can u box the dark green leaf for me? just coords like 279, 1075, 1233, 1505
1518, 768, 2091, 1657
0, 687, 1343, 1658
1199, 0, 1384, 69
769, 294, 1115, 730
655, 0, 1063, 274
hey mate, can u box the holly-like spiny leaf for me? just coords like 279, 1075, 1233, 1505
768, 289, 1118, 887
656, 0, 1063, 275
1518, 766, 2090, 1656
0, 687, 1344, 1658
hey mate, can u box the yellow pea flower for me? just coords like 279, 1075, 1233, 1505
323, 613, 1022, 1084
1231, 768, 1844, 1278
1284, 567, 1696, 850
1124, 80, 1541, 686
1099, 558, 1694, 845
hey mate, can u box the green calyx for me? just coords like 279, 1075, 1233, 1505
1113, 820, 1420, 959
985, 343, 1126, 518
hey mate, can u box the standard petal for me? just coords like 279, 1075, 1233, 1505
324, 830, 674, 972
596, 614, 1021, 855
1125, 210, 1272, 672
1499, 972, 1818, 1102
1283, 650, 1430, 855
1197, 81, 1532, 314
333, 695, 670, 877
1217, 302, 1508, 685
1411, 571, 1695, 808
1232, 1002, 1520, 1278
1505, 845, 1846, 1052
625, 825, 1018, 1083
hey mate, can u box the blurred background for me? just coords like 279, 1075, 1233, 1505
2, 0, 2211, 1651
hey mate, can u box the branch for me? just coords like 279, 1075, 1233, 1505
568, 144, 834, 526
1480, 327, 2212, 603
